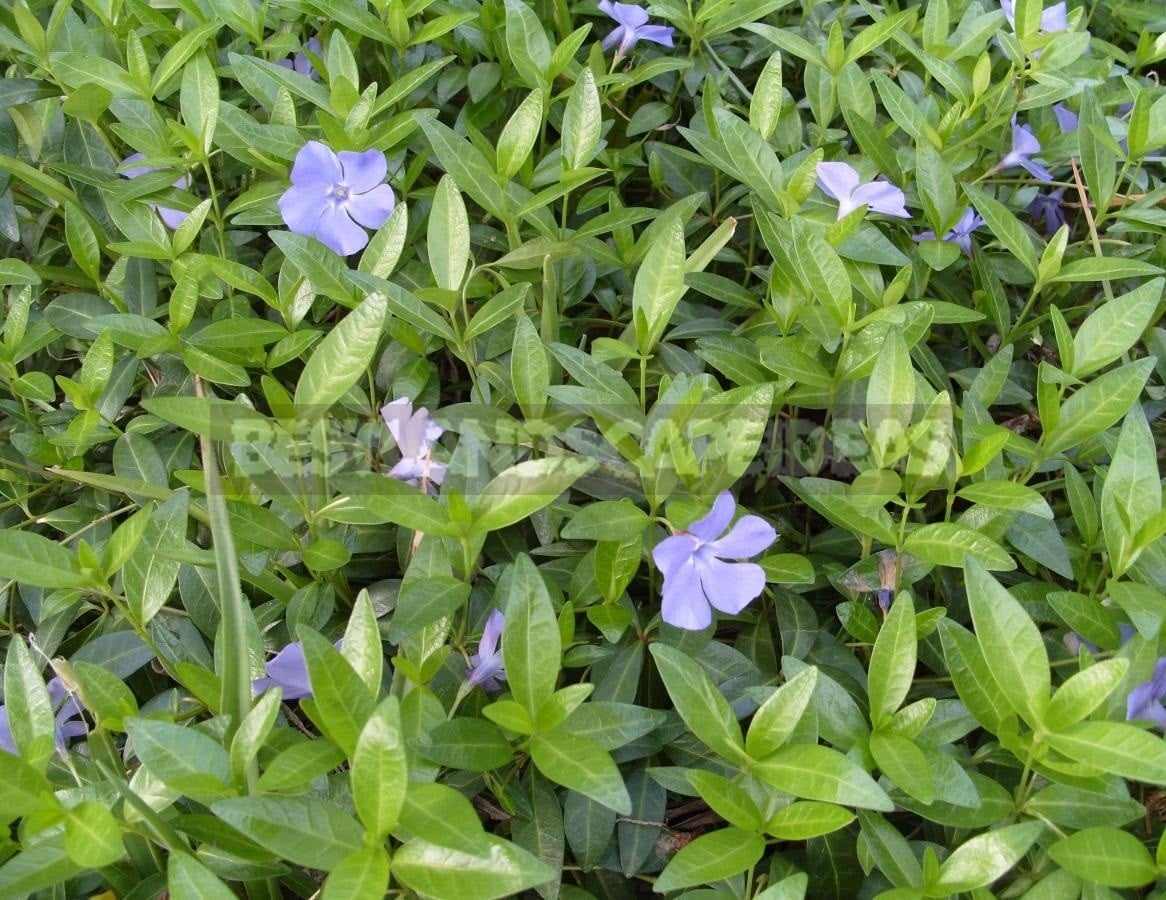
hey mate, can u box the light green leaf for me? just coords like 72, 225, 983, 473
904, 523, 1015, 571
351, 697, 407, 840
321, 847, 391, 900
212, 795, 365, 871
471, 457, 594, 533
1044, 358, 1155, 457
496, 90, 543, 179
1071, 278, 1162, 377
394, 834, 555, 900
503, 555, 562, 718
653, 828, 766, 893
753, 744, 893, 811
649, 643, 744, 762
1048, 826, 1155, 888
125, 718, 231, 796
1046, 721, 1166, 784
168, 853, 237, 900
868, 591, 916, 727
428, 175, 469, 292
964, 184, 1038, 277
562, 67, 601, 170
293, 290, 387, 415
531, 730, 630, 814
933, 822, 1043, 893
1046, 658, 1129, 731
0, 531, 86, 589
64, 801, 124, 868
632, 218, 687, 356
746, 666, 818, 760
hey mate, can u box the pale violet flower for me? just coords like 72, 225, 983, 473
652, 491, 777, 631
254, 641, 316, 700
0, 675, 87, 755
467, 611, 506, 692
816, 161, 909, 220
914, 208, 984, 255
1053, 103, 1079, 133
121, 153, 191, 230
599, 1, 674, 60
380, 398, 446, 486
999, 118, 1053, 181
1000, 0, 1068, 33
277, 35, 323, 80
278, 141, 396, 256
1127, 657, 1166, 730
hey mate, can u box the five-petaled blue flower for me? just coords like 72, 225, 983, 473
380, 397, 446, 486
914, 208, 984, 255
1000, 0, 1068, 33
1029, 187, 1067, 233
121, 153, 191, 230
253, 640, 339, 701
599, 1, 674, 60
279, 141, 396, 256
277, 35, 323, 80
1127, 657, 1166, 730
467, 610, 506, 692
1000, 118, 1053, 181
816, 161, 910, 220
0, 675, 87, 756
652, 491, 777, 631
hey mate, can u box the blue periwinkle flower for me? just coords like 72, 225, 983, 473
254, 641, 314, 700
1053, 103, 1079, 133
0, 675, 87, 756
277, 35, 323, 80
816, 161, 910, 220
1000, 118, 1054, 181
914, 208, 985, 255
467, 611, 506, 692
599, 1, 674, 59
1127, 657, 1166, 730
652, 492, 777, 631
278, 141, 396, 256
380, 398, 446, 486
1029, 187, 1068, 233
1000, 0, 1068, 33
121, 153, 191, 230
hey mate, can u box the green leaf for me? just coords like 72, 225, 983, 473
562, 67, 601, 170
753, 744, 893, 811
765, 801, 856, 840
562, 500, 649, 541
351, 697, 407, 841
0, 836, 83, 897
496, 90, 543, 179
503, 0, 552, 88
1045, 721, 1166, 784
749, 51, 783, 139
299, 628, 375, 756
1044, 358, 1155, 457
869, 731, 934, 804
531, 730, 630, 814
212, 795, 365, 870
0, 530, 86, 589
293, 290, 387, 415
65, 801, 124, 868
858, 811, 923, 889
415, 718, 513, 771
746, 666, 818, 759
649, 643, 744, 762
1070, 278, 1162, 377
653, 828, 766, 892
397, 782, 490, 853
0, 750, 56, 824
124, 489, 189, 626
326, 472, 460, 537
503, 555, 562, 717
168, 853, 237, 900
511, 315, 549, 420
1046, 658, 1129, 731
228, 688, 281, 789
359, 203, 409, 279
394, 834, 556, 900
321, 847, 391, 900
904, 523, 1015, 571
868, 591, 916, 727
957, 480, 1053, 518
471, 457, 594, 533
256, 741, 346, 793
966, 559, 1048, 725
418, 116, 509, 222
428, 175, 470, 292
1049, 257, 1162, 284
937, 620, 1010, 732
1047, 826, 1155, 888
1100, 406, 1160, 575
790, 217, 853, 326
180, 51, 218, 154
632, 218, 687, 356
963, 184, 1038, 277
933, 822, 1043, 893
688, 770, 763, 831
125, 718, 231, 796
343, 590, 384, 696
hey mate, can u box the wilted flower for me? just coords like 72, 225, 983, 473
278, 141, 396, 256
914, 208, 984, 255
380, 398, 446, 486
652, 491, 777, 631
1000, 0, 1068, 33
1028, 188, 1068, 233
0, 675, 87, 755
277, 35, 323, 80
816, 162, 910, 220
1000, 118, 1054, 181
599, 1, 674, 60
1127, 657, 1166, 730
467, 611, 506, 692
121, 153, 191, 230
1053, 103, 1079, 134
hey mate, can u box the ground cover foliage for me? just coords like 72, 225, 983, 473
1, 0, 1165, 895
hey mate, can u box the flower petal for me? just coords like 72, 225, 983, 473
852, 181, 909, 217
636, 25, 675, 47
279, 183, 328, 236
816, 161, 860, 202
707, 514, 777, 559
604, 1, 650, 27
290, 140, 343, 189
338, 149, 388, 193
698, 557, 766, 615
346, 184, 396, 230
157, 205, 189, 230
121, 153, 155, 179
1019, 158, 1053, 182
315, 203, 371, 256
480, 610, 505, 657
1011, 120, 1042, 157
652, 533, 697, 578
1053, 103, 1078, 133
687, 491, 736, 542
380, 397, 412, 446
1000, 0, 1015, 26
263, 642, 313, 700
1041, 2, 1068, 31
0, 706, 13, 755
660, 558, 713, 631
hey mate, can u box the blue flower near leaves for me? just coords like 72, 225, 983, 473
380, 397, 446, 486
1000, 118, 1053, 181
0, 676, 87, 755
121, 153, 191, 230
1001, 0, 1068, 33
1028, 187, 1068, 233
1053, 103, 1078, 133
467, 611, 506, 692
914, 208, 984, 255
652, 491, 777, 631
816, 161, 910, 220
277, 35, 323, 80
278, 141, 396, 256
599, 1, 674, 60
253, 641, 314, 700
1127, 657, 1166, 730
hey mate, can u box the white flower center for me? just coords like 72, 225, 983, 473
331, 184, 350, 201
